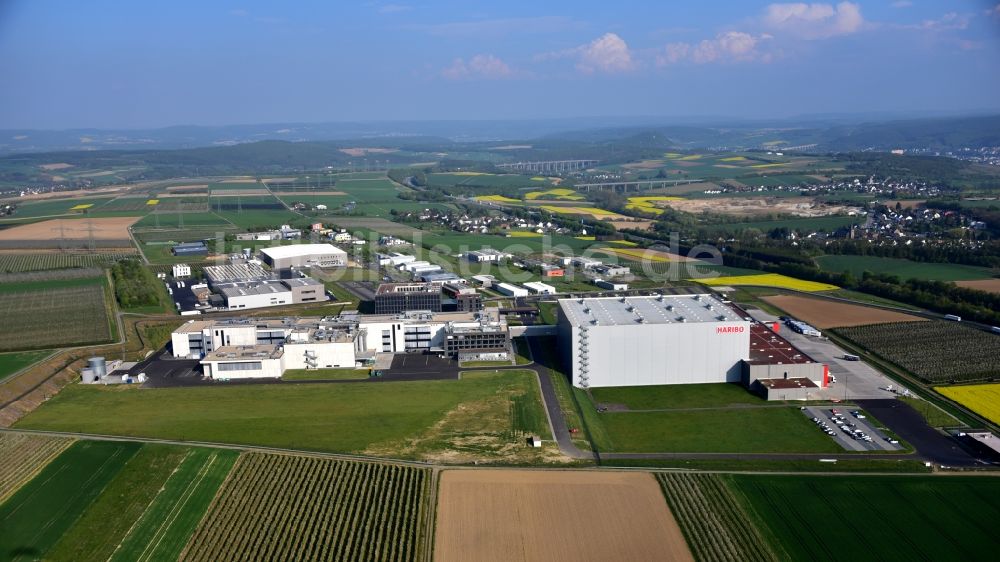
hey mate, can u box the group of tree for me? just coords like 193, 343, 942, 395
111, 259, 163, 309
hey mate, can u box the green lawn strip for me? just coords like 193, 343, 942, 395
537, 301, 559, 325
898, 396, 964, 428
590, 382, 765, 410
596, 407, 842, 453
45, 444, 190, 562
460, 360, 514, 368
816, 254, 994, 282
512, 337, 532, 365
574, 387, 614, 451
16, 372, 541, 455
109, 447, 238, 562
282, 368, 371, 381
0, 441, 141, 561
0, 275, 104, 294
605, 458, 931, 472
730, 475, 1000, 561
0, 351, 51, 382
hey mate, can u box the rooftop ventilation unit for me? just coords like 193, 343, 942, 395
666, 304, 674, 311
693, 295, 702, 301
677, 316, 686, 322
583, 307, 591, 314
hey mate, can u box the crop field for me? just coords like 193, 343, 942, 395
538, 205, 627, 220
0, 280, 113, 351
816, 255, 995, 282
0, 196, 118, 222
0, 433, 73, 504
935, 384, 1000, 425
182, 453, 429, 562
334, 178, 406, 201
656, 473, 777, 562
0, 266, 104, 285
324, 216, 424, 238
731, 475, 1000, 561
108, 447, 238, 562
435, 470, 692, 562
700, 273, 838, 292
0, 216, 139, 242
133, 211, 233, 229
0, 440, 140, 561
596, 246, 694, 263
16, 371, 549, 459
834, 321, 1000, 383
0, 251, 135, 272
475, 194, 520, 203
954, 278, 1000, 294
761, 294, 925, 328
524, 188, 582, 200
625, 195, 684, 215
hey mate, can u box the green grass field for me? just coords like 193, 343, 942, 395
109, 447, 238, 562
816, 254, 995, 281
16, 372, 545, 456
703, 214, 864, 234
0, 350, 50, 382
590, 383, 764, 410
282, 368, 371, 381
0, 440, 140, 561
587, 405, 840, 453
731, 475, 1000, 561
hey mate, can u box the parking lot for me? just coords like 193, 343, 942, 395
746, 308, 902, 400
803, 406, 905, 452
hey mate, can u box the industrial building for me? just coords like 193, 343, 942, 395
557, 294, 751, 388
465, 248, 511, 262
172, 264, 191, 278
741, 321, 827, 399
215, 277, 327, 310
594, 279, 628, 291
170, 310, 508, 379
442, 282, 482, 312
524, 281, 557, 295
260, 243, 347, 269
374, 283, 442, 314
204, 263, 273, 286
495, 283, 528, 297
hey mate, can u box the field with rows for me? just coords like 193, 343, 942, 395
0, 279, 113, 351
0, 433, 73, 504
0, 251, 135, 272
935, 384, 1000, 425
731, 475, 1000, 561
182, 453, 429, 562
656, 473, 777, 562
816, 255, 995, 282
0, 440, 140, 561
834, 321, 1000, 383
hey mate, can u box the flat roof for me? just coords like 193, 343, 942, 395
747, 322, 816, 365
204, 263, 272, 283
217, 280, 289, 298
965, 432, 1000, 455
559, 294, 744, 327
204, 345, 283, 361
282, 277, 323, 288
260, 243, 347, 259
758, 377, 818, 389
376, 282, 438, 295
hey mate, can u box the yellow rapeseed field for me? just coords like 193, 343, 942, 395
146, 199, 160, 205
476, 195, 520, 203
525, 188, 583, 200
750, 163, 790, 169
541, 206, 626, 219
935, 384, 1000, 425
506, 231, 542, 238
719, 156, 748, 162
700, 273, 838, 292
625, 196, 683, 215
69, 204, 93, 210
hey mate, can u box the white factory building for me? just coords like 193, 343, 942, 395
495, 282, 529, 297
557, 294, 750, 388
260, 243, 347, 269
170, 310, 509, 380
524, 281, 557, 295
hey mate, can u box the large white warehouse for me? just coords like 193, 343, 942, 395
260, 243, 347, 269
557, 294, 751, 388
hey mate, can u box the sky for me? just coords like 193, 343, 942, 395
0, 0, 999, 129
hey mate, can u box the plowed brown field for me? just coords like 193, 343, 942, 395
434, 470, 692, 562
956, 279, 1000, 294
762, 294, 925, 328
0, 217, 139, 241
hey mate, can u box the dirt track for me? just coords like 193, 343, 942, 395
0, 217, 140, 241
762, 294, 926, 328
956, 279, 1000, 295
434, 470, 692, 562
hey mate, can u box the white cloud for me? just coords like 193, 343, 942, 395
762, 2, 866, 39
657, 32, 772, 66
441, 54, 513, 80
575, 33, 635, 74
907, 12, 971, 31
